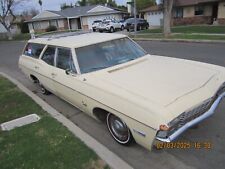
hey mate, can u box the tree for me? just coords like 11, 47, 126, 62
38, 0, 42, 11
30, 8, 39, 17
162, 0, 174, 37
76, 0, 87, 6
88, 0, 106, 5
107, 0, 117, 8
22, 8, 39, 17
0, 0, 26, 39
136, 0, 156, 11
60, 2, 73, 10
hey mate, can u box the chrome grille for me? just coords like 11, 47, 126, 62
167, 83, 225, 136
168, 98, 213, 134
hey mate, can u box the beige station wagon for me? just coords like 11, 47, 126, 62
19, 32, 225, 150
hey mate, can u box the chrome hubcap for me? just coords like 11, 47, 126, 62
108, 114, 129, 142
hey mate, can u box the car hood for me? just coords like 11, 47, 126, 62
91, 55, 219, 107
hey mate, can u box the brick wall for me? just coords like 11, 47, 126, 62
218, 18, 225, 25
172, 16, 212, 26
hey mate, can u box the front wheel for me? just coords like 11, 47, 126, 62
109, 27, 114, 33
107, 113, 133, 145
121, 25, 124, 30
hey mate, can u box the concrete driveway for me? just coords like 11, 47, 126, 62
0, 40, 225, 169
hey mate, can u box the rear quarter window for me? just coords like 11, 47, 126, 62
23, 43, 45, 59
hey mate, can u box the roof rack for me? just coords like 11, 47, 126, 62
34, 30, 93, 40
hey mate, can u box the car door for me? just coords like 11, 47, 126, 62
51, 47, 88, 112
38, 46, 57, 93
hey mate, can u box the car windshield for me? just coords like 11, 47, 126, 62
126, 18, 134, 23
76, 38, 147, 74
102, 21, 110, 24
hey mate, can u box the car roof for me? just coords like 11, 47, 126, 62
28, 33, 127, 48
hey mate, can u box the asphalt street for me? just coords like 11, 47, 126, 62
0, 40, 225, 169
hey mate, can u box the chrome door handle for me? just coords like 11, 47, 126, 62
34, 66, 39, 69
82, 101, 87, 107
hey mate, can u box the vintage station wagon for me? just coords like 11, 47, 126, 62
19, 32, 225, 150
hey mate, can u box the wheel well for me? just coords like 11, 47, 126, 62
30, 75, 39, 83
93, 108, 109, 122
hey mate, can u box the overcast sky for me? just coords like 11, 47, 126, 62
17, 0, 126, 13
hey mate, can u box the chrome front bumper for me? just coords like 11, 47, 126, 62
156, 92, 225, 142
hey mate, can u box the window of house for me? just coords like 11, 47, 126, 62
41, 46, 56, 66
49, 20, 58, 27
195, 6, 204, 15
56, 48, 76, 73
24, 43, 45, 59
33, 22, 41, 30
174, 8, 183, 18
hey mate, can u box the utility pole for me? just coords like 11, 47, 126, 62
127, 0, 137, 36
134, 0, 137, 37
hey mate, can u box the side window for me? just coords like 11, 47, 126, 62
24, 43, 45, 58
56, 48, 76, 73
41, 47, 56, 66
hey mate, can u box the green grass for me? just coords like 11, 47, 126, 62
0, 76, 108, 169
139, 25, 225, 34
130, 33, 225, 41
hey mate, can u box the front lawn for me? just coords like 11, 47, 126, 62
0, 76, 108, 169
139, 25, 225, 34
130, 33, 225, 41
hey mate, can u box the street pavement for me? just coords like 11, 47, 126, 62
0, 40, 225, 169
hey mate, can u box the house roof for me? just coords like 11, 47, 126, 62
27, 5, 124, 22
174, 0, 223, 7
140, 5, 163, 12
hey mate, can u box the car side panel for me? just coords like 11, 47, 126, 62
19, 55, 40, 81
83, 96, 157, 150
50, 67, 89, 113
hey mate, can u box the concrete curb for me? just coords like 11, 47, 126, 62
132, 38, 225, 44
0, 72, 133, 169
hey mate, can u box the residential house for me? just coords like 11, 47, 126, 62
26, 5, 126, 33
173, 0, 225, 25
141, 5, 163, 26
140, 0, 225, 26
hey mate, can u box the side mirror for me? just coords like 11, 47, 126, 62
65, 69, 76, 76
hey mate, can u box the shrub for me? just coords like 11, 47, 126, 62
46, 25, 57, 32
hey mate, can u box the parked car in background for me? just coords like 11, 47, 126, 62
98, 19, 123, 33
119, 19, 126, 30
92, 20, 102, 32
125, 18, 149, 31
19, 32, 225, 151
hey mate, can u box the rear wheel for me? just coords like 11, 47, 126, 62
106, 113, 133, 145
40, 85, 51, 95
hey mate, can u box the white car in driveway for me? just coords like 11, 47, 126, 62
98, 20, 123, 33
19, 32, 225, 151
92, 20, 102, 32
